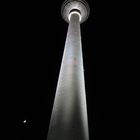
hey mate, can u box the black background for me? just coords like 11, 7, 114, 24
1, 0, 136, 140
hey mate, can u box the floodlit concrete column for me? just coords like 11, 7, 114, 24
47, 1, 90, 140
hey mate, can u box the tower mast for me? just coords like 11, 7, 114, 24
47, 0, 90, 140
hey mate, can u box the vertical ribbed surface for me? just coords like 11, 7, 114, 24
47, 13, 89, 140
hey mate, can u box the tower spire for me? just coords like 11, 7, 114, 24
47, 0, 90, 140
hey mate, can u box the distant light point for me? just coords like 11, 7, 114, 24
23, 120, 27, 124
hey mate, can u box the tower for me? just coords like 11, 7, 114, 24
47, 0, 90, 140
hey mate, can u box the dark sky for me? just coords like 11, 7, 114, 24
1, 0, 136, 140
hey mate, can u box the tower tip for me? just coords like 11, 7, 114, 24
61, 0, 90, 23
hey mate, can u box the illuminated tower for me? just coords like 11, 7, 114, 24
47, 0, 90, 140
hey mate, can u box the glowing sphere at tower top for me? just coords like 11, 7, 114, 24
61, 0, 90, 23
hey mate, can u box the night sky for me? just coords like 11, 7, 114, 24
1, 0, 136, 140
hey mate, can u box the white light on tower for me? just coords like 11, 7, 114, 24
47, 0, 90, 140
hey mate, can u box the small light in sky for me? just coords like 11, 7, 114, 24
23, 120, 27, 124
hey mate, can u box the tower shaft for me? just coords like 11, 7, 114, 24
47, 13, 89, 140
